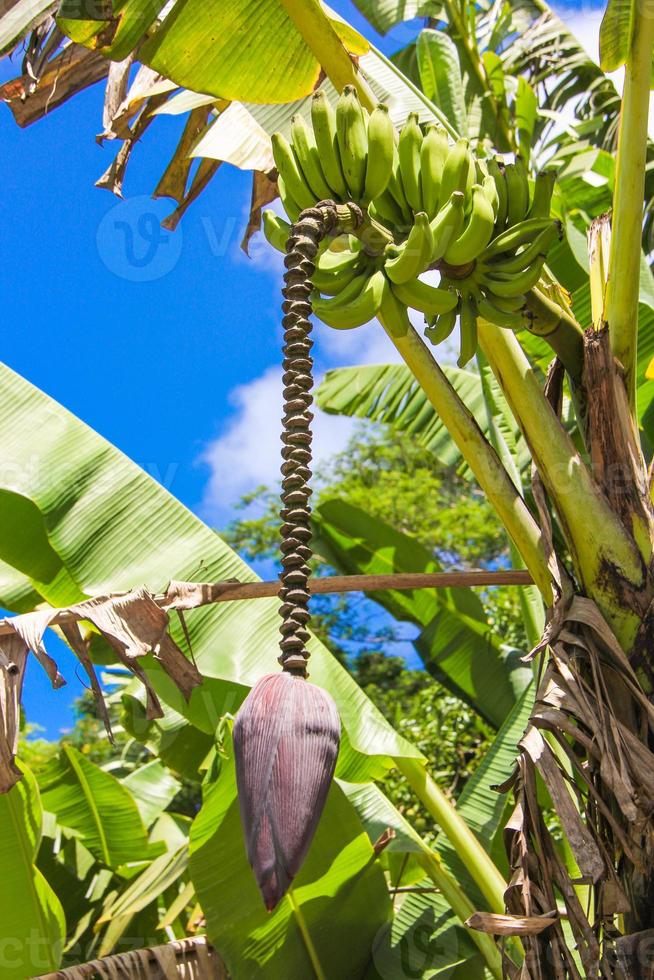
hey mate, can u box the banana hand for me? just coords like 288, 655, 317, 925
312, 268, 386, 329
430, 192, 466, 262
444, 185, 495, 266
391, 276, 458, 315
272, 132, 316, 211
291, 113, 333, 201
311, 90, 349, 200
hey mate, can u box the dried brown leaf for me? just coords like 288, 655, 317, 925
466, 910, 557, 936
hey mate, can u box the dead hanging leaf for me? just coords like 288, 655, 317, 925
154, 105, 217, 204
0, 632, 28, 793
95, 89, 172, 196
97, 53, 135, 141
0, 42, 109, 127
466, 910, 557, 937
71, 587, 202, 701
504, 591, 654, 977
161, 158, 220, 231
241, 169, 279, 255
0, 585, 203, 792
99, 64, 177, 143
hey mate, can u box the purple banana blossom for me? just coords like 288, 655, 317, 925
233, 671, 341, 911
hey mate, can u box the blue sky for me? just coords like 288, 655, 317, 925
0, 0, 603, 736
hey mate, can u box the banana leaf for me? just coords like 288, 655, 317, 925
0, 763, 65, 978
313, 499, 531, 727
38, 745, 154, 869
0, 360, 420, 778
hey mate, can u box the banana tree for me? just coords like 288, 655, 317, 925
2, 0, 654, 976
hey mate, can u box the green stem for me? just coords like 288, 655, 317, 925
524, 289, 585, 385
396, 758, 507, 914
605, 3, 654, 413
380, 321, 553, 604
280, 0, 376, 110
417, 848, 504, 978
477, 320, 645, 647
288, 887, 327, 980
476, 351, 544, 648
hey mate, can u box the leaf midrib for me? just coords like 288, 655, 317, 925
64, 746, 111, 867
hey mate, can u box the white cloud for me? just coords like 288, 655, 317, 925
199, 366, 357, 523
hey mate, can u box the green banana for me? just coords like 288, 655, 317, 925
290, 113, 333, 201
529, 170, 556, 219
481, 254, 547, 298
425, 307, 458, 345
311, 247, 364, 293
481, 217, 560, 260
364, 104, 395, 204
369, 190, 407, 231
430, 192, 466, 262
271, 132, 316, 210
377, 278, 412, 338
262, 210, 292, 252
481, 174, 499, 218
312, 268, 386, 329
504, 156, 529, 227
444, 184, 495, 266
420, 125, 449, 218
486, 157, 507, 229
390, 276, 458, 315
439, 138, 472, 209
277, 175, 301, 222
398, 112, 423, 213
483, 290, 528, 313
387, 147, 413, 221
311, 90, 349, 199
481, 222, 560, 276
385, 212, 434, 284
316, 238, 362, 270
476, 297, 526, 330
458, 297, 478, 367
336, 85, 368, 201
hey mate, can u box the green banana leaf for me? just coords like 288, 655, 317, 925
38, 745, 154, 869
57, 0, 369, 103
189, 728, 391, 979
98, 844, 188, 922
313, 499, 530, 727
0, 360, 419, 777
120, 760, 182, 827
0, 763, 65, 978
416, 29, 468, 135
316, 361, 530, 476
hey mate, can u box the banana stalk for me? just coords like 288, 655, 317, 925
605, 3, 654, 413
477, 321, 646, 649
379, 321, 554, 604
277, 0, 376, 110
